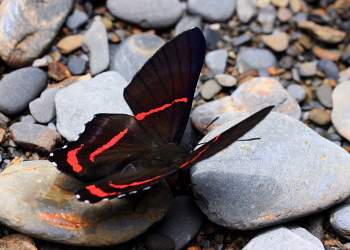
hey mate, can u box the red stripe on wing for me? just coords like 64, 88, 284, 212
89, 128, 129, 162
179, 135, 221, 169
135, 97, 188, 121
108, 174, 166, 189
67, 144, 85, 173
86, 185, 119, 198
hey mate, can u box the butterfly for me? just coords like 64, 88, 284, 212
49, 27, 273, 203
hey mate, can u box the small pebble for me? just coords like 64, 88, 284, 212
309, 109, 331, 126
188, 0, 236, 22
144, 233, 175, 250
82, 16, 109, 76
315, 83, 333, 108
262, 32, 289, 52
203, 25, 222, 50
277, 7, 293, 22
258, 4, 277, 33
205, 49, 228, 75
175, 15, 202, 35
237, 48, 277, 76
286, 83, 306, 103
215, 74, 237, 87
66, 8, 88, 30
57, 34, 84, 54
67, 57, 87, 75
298, 62, 317, 77
317, 58, 339, 80
237, 0, 257, 23
201, 79, 222, 100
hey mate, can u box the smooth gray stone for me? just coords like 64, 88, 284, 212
29, 87, 60, 123
0, 0, 74, 68
106, 0, 182, 29
316, 83, 333, 108
205, 49, 228, 75
236, 0, 257, 23
191, 112, 350, 230
82, 16, 109, 76
188, 0, 236, 22
287, 83, 306, 103
258, 4, 277, 33
298, 62, 317, 77
318, 58, 339, 81
0, 161, 171, 247
0, 67, 47, 116
66, 8, 89, 30
110, 33, 164, 82
237, 47, 277, 76
331, 81, 350, 141
242, 225, 324, 250
330, 203, 350, 240
175, 15, 202, 35
55, 71, 131, 141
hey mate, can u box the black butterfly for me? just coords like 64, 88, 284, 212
49, 27, 273, 203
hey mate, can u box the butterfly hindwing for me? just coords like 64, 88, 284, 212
49, 114, 158, 181
124, 27, 206, 145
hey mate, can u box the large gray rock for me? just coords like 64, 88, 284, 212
107, 0, 182, 29
191, 112, 350, 230
188, 0, 236, 22
110, 33, 164, 82
0, 0, 74, 68
0, 161, 171, 247
55, 71, 132, 141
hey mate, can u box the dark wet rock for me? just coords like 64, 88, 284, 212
9, 122, 61, 153
107, 0, 182, 29
110, 33, 164, 82
191, 112, 350, 230
144, 233, 175, 250
0, 0, 74, 68
0, 67, 47, 116
82, 16, 109, 76
188, 0, 236, 22
29, 87, 60, 124
0, 161, 171, 247
55, 71, 131, 141
151, 196, 204, 250
331, 81, 350, 141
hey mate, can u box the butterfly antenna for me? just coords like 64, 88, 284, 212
189, 117, 219, 151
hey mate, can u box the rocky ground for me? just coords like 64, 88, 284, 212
0, 0, 350, 249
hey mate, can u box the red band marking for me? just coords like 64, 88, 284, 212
135, 97, 188, 121
90, 128, 129, 162
67, 144, 85, 173
86, 185, 119, 198
109, 174, 165, 189
180, 135, 221, 169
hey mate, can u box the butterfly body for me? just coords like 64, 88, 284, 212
49, 28, 273, 203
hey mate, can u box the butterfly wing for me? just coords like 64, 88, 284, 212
75, 106, 274, 203
124, 27, 206, 145
173, 106, 274, 170
49, 114, 158, 181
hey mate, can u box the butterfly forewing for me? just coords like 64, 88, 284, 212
124, 28, 206, 144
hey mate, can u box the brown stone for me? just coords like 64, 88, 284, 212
57, 34, 84, 54
48, 61, 72, 81
0, 0, 74, 68
0, 234, 37, 250
312, 45, 342, 61
298, 21, 346, 44
309, 109, 331, 126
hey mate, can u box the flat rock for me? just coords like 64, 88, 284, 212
110, 33, 164, 82
0, 0, 74, 68
188, 0, 236, 22
55, 71, 132, 141
191, 112, 350, 230
192, 77, 301, 132
298, 20, 346, 44
215, 74, 237, 87
242, 225, 324, 250
82, 16, 109, 76
57, 34, 84, 54
9, 122, 61, 153
0, 160, 171, 247
29, 87, 60, 124
106, 0, 182, 29
0, 67, 47, 116
237, 47, 277, 76
331, 81, 350, 141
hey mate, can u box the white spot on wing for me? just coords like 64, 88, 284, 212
118, 194, 126, 198
62, 145, 67, 149
84, 200, 90, 204
102, 198, 109, 201
51, 162, 57, 167
49, 153, 53, 157
76, 194, 81, 199
143, 186, 151, 191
